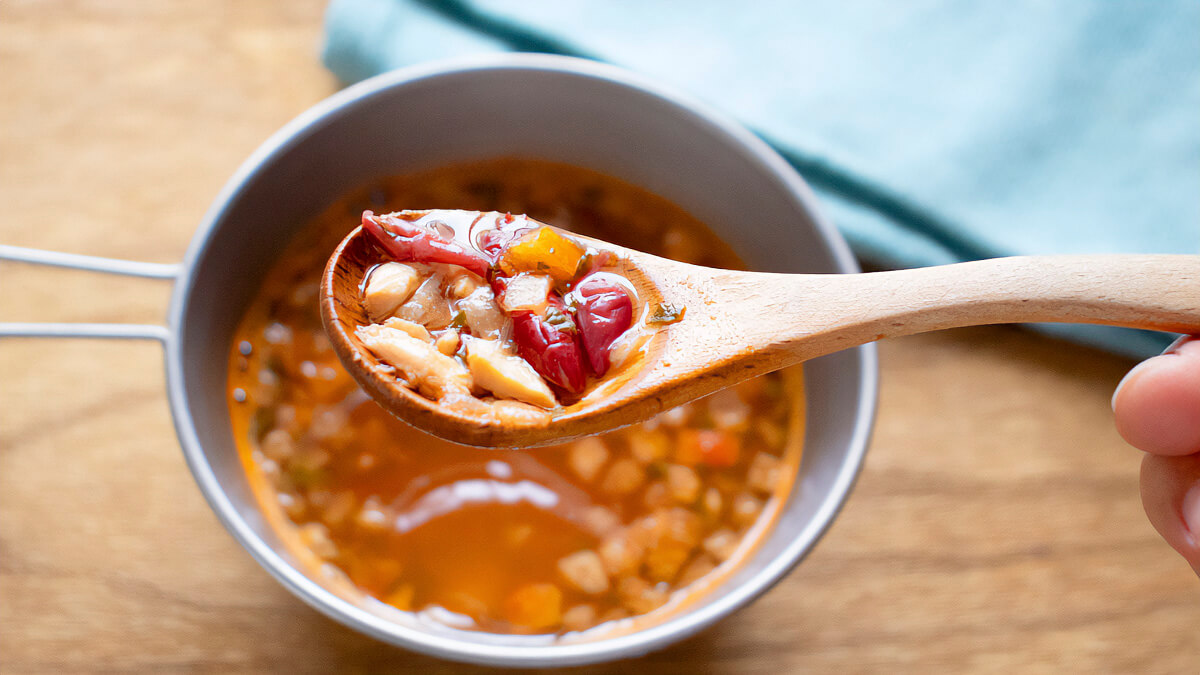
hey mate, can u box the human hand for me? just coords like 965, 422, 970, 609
1112, 336, 1200, 576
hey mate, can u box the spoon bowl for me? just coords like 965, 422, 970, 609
323, 211, 1200, 448
321, 218, 675, 447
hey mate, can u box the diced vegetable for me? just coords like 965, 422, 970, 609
511, 297, 587, 394
458, 286, 506, 338
504, 583, 563, 630
562, 604, 598, 632
362, 211, 490, 278
498, 226, 586, 282
384, 584, 415, 611
675, 429, 741, 468
557, 550, 610, 595
617, 576, 668, 614
702, 528, 739, 562
261, 428, 295, 462
628, 428, 670, 464
582, 505, 621, 536
599, 531, 644, 576
746, 452, 782, 494
498, 273, 553, 314
464, 337, 556, 409
702, 487, 723, 516
730, 492, 764, 526
573, 274, 634, 376
314, 489, 357, 527
568, 437, 610, 482
363, 262, 422, 321
600, 458, 646, 496
298, 522, 337, 558
666, 464, 701, 504
641, 508, 702, 582
393, 275, 453, 329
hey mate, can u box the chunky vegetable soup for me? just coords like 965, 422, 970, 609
227, 159, 804, 636
352, 209, 653, 417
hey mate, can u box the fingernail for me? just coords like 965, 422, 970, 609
1111, 336, 1195, 411
1162, 334, 1193, 356
1184, 483, 1200, 545
1112, 359, 1155, 411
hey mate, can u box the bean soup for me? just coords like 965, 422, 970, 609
227, 159, 804, 637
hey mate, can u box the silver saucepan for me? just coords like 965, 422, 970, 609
0, 54, 877, 667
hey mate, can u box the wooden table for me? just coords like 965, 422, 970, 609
1, 3, 1194, 673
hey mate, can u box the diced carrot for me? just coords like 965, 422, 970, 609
383, 583, 415, 611
498, 226, 586, 282
503, 583, 563, 630
675, 429, 740, 468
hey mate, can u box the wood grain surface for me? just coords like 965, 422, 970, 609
1, 2, 1195, 673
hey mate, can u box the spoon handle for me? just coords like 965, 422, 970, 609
746, 254, 1200, 362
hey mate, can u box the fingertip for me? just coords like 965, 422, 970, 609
1113, 337, 1200, 456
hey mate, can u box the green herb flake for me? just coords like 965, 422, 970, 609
543, 304, 578, 333
649, 303, 687, 325
287, 463, 326, 490
450, 310, 468, 330
250, 406, 276, 442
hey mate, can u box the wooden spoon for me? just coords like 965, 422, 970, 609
322, 213, 1200, 448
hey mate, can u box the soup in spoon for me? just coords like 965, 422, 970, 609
343, 209, 668, 423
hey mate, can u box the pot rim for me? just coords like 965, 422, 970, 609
164, 53, 879, 667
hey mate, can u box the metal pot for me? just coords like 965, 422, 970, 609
0, 54, 877, 667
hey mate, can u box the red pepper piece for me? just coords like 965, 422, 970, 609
511, 297, 587, 394
361, 211, 490, 278
573, 275, 634, 376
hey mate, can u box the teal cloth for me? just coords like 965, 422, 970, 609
322, 0, 1200, 359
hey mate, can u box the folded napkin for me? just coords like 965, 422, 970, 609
323, 0, 1199, 359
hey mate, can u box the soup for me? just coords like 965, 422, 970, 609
348, 209, 651, 419
227, 159, 804, 636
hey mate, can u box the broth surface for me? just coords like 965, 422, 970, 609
227, 159, 804, 636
